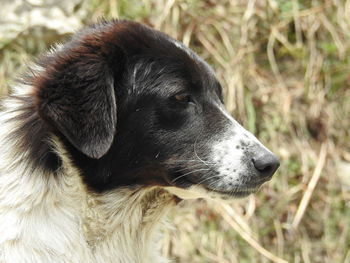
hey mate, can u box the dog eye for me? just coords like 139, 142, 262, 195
173, 93, 192, 103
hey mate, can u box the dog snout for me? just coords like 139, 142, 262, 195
252, 150, 280, 180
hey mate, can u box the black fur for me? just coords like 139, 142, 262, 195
4, 96, 62, 173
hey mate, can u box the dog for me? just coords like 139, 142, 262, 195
0, 20, 280, 263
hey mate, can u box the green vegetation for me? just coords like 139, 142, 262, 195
1, 0, 349, 262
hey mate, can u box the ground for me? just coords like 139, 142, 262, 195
0, 0, 349, 262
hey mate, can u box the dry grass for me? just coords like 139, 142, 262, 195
1, 0, 350, 262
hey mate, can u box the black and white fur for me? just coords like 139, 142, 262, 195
0, 20, 279, 263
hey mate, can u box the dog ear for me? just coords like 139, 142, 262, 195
36, 38, 123, 159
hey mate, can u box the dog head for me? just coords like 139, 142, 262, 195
35, 20, 279, 199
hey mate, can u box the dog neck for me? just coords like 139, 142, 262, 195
0, 97, 176, 263
81, 187, 175, 263
54, 130, 177, 262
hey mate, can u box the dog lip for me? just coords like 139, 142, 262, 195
204, 186, 260, 198
167, 172, 264, 198
171, 175, 260, 198
166, 174, 194, 188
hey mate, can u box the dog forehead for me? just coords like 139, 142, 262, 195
101, 21, 216, 83
65, 20, 220, 105
128, 61, 219, 101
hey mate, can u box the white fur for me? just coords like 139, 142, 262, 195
166, 185, 230, 200
0, 89, 175, 263
166, 186, 207, 199
209, 105, 273, 189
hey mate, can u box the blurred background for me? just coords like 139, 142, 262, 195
1, 0, 349, 262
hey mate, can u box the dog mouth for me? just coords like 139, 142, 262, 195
168, 173, 261, 199
203, 186, 260, 198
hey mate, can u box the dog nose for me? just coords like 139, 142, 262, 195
252, 152, 280, 179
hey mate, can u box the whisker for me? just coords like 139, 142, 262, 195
206, 180, 224, 191
173, 164, 205, 173
194, 138, 211, 167
171, 168, 210, 183
166, 160, 201, 163
194, 174, 220, 186
166, 159, 215, 165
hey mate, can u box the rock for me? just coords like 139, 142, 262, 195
0, 0, 86, 48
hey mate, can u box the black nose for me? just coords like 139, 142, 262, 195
252, 152, 280, 179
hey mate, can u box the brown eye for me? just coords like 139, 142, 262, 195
174, 93, 191, 103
